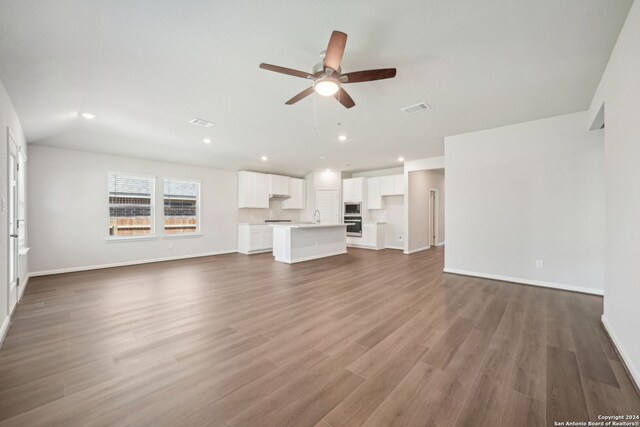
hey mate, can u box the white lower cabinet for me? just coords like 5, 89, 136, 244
346, 223, 385, 250
238, 224, 273, 254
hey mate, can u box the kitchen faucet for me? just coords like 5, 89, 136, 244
314, 209, 321, 224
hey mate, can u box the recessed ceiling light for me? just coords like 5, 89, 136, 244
203, 138, 212, 144
80, 112, 95, 119
261, 156, 268, 161
338, 135, 347, 142
319, 156, 327, 160
398, 157, 405, 162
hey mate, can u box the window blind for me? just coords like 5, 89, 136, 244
108, 173, 154, 236
163, 178, 200, 234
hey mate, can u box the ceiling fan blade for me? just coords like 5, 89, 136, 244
333, 88, 355, 109
259, 63, 313, 79
324, 31, 347, 73
341, 68, 397, 83
285, 87, 315, 105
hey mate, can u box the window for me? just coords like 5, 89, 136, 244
163, 178, 200, 235
108, 173, 155, 237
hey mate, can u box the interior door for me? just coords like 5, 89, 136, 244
7, 131, 19, 312
316, 190, 340, 224
429, 190, 437, 246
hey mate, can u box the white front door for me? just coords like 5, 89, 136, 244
7, 131, 19, 313
316, 190, 340, 224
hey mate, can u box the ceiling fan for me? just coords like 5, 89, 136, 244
259, 31, 396, 109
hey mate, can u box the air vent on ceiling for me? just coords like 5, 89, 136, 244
400, 102, 430, 115
189, 118, 215, 128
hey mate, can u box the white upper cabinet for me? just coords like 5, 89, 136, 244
238, 171, 269, 208
367, 174, 403, 209
282, 178, 305, 209
380, 175, 394, 196
342, 177, 364, 202
367, 177, 384, 209
343, 179, 353, 202
268, 174, 289, 196
379, 174, 404, 196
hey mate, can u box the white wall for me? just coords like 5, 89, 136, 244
352, 167, 403, 178
407, 170, 445, 252
380, 195, 404, 250
444, 111, 605, 295
0, 78, 29, 343
402, 156, 445, 254
405, 156, 444, 172
28, 145, 238, 274
590, 0, 640, 388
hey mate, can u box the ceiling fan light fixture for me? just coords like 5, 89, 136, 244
314, 77, 340, 97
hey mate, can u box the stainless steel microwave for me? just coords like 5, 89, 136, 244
344, 203, 361, 215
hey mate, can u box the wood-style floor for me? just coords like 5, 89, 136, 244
0, 247, 638, 426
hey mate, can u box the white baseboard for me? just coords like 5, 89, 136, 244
601, 315, 640, 392
442, 267, 604, 296
18, 273, 30, 301
436, 241, 445, 247
404, 246, 431, 255
2, 273, 31, 347
0, 316, 10, 349
277, 250, 348, 264
238, 248, 272, 255
347, 244, 384, 251
29, 250, 238, 277
385, 246, 404, 251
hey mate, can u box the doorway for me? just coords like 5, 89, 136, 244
315, 190, 340, 224
7, 129, 19, 313
429, 189, 439, 246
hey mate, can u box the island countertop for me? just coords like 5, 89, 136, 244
269, 223, 347, 229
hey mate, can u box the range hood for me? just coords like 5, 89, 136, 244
269, 193, 291, 200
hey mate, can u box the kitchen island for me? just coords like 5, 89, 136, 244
271, 223, 347, 264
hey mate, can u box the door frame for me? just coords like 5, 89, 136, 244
315, 189, 340, 225
429, 188, 439, 246
7, 127, 19, 314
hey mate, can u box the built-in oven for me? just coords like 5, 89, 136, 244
344, 202, 361, 215
344, 215, 362, 237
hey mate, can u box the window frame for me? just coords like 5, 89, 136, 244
162, 177, 202, 237
106, 171, 157, 241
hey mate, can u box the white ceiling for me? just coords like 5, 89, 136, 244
0, 0, 632, 176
